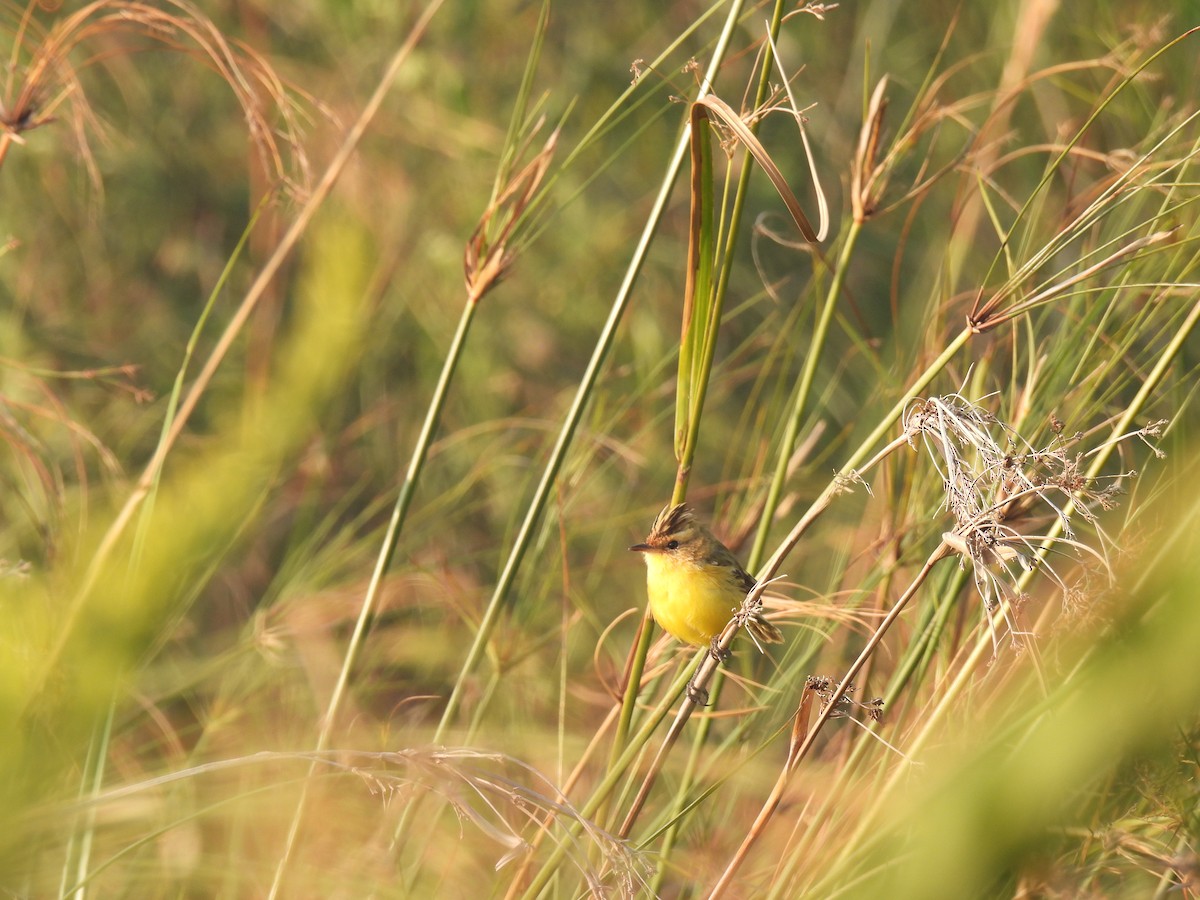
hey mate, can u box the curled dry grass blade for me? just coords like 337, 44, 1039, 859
0, 0, 314, 190
674, 84, 826, 487
748, 44, 978, 570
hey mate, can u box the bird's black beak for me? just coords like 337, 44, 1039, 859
628, 543, 652, 552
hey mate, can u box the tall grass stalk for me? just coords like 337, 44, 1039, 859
611, 8, 832, 858
299, 0, 563, 875
746, 219, 860, 571
440, 0, 756, 748
612, 0, 782, 819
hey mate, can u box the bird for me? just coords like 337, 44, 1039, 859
629, 503, 784, 659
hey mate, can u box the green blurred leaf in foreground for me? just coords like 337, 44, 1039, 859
0, 216, 371, 867
843, 477, 1200, 899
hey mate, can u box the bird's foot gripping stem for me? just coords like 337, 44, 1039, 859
708, 635, 731, 663
685, 679, 710, 706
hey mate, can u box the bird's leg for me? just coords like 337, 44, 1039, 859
685, 637, 730, 706
708, 635, 731, 663
685, 678, 710, 706
685, 638, 731, 706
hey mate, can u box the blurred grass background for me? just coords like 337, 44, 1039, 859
2, 0, 1200, 896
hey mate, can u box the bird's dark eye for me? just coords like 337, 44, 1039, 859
666, 539, 680, 550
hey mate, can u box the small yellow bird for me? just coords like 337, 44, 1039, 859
630, 503, 784, 652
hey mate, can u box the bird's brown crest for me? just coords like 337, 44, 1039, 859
644, 503, 700, 548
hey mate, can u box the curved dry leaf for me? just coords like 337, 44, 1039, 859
692, 95, 820, 243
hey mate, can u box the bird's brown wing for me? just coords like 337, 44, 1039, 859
731, 565, 756, 595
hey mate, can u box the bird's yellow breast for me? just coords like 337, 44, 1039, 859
642, 551, 742, 647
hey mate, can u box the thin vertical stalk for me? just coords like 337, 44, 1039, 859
329, 297, 478, 747
59, 701, 114, 900
268, 297, 478, 898
749, 219, 863, 569
648, 0, 791, 865
257, 4, 448, 894
435, 119, 678, 741
449, 0, 751, 746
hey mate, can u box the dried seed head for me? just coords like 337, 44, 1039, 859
907, 393, 1145, 641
